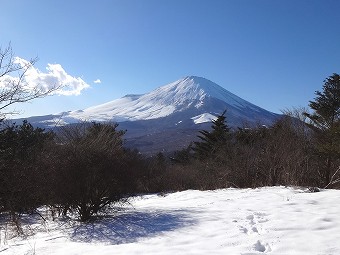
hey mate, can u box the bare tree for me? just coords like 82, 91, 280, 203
50, 122, 143, 221
0, 43, 60, 118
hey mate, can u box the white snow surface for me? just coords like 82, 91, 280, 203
191, 113, 217, 124
2, 186, 339, 255
50, 76, 261, 125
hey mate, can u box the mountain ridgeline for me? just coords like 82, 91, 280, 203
19, 76, 280, 154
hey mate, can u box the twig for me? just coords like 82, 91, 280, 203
324, 166, 340, 189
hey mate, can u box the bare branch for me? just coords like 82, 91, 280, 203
0, 43, 60, 119
324, 166, 340, 189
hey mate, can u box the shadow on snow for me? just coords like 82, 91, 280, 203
66, 209, 197, 244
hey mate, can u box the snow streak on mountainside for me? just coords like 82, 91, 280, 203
191, 113, 217, 124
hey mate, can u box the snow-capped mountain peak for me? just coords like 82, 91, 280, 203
58, 76, 225, 123
175, 76, 250, 107
22, 76, 279, 129
144, 76, 260, 111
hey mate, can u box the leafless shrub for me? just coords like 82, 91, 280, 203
49, 122, 144, 221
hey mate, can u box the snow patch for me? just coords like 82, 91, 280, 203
191, 113, 217, 124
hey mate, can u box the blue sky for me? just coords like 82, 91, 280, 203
1, 0, 339, 117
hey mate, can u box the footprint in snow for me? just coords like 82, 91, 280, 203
253, 240, 271, 253
237, 212, 269, 237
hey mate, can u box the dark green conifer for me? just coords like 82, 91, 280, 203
304, 73, 340, 185
193, 110, 231, 159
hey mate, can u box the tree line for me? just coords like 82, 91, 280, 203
164, 74, 340, 190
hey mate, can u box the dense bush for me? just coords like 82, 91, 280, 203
0, 121, 146, 223
0, 121, 54, 214
47, 122, 145, 221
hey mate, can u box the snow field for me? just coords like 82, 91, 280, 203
1, 187, 340, 255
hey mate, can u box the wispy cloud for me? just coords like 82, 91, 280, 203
93, 79, 101, 84
0, 57, 90, 96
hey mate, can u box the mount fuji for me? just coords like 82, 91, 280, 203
20, 76, 280, 154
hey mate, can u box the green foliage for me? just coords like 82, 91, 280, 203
0, 120, 53, 161
305, 73, 340, 130
304, 73, 340, 186
193, 111, 231, 159
0, 120, 54, 213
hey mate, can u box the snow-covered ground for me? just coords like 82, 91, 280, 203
1, 186, 340, 255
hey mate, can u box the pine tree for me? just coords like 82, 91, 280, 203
304, 73, 340, 186
305, 73, 340, 130
193, 110, 231, 159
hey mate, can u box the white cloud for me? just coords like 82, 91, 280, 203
0, 57, 90, 96
93, 79, 101, 84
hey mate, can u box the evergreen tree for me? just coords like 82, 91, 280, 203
193, 110, 231, 159
305, 73, 340, 130
304, 73, 340, 186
